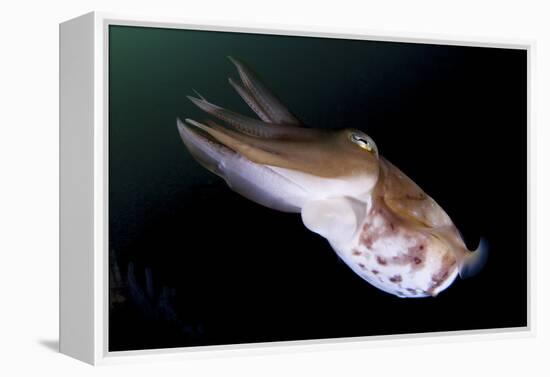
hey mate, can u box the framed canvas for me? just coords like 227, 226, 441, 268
59, 12, 532, 365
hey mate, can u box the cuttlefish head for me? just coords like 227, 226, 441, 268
177, 57, 379, 243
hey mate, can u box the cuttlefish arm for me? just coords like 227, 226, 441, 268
177, 57, 487, 296
227, 56, 302, 126
177, 118, 309, 213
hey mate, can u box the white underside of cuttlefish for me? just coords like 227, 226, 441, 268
176, 57, 488, 298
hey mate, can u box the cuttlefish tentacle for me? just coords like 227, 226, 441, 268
177, 58, 487, 298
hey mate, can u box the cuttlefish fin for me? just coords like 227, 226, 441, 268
379, 157, 453, 228
459, 238, 489, 279
379, 157, 488, 278
301, 197, 366, 245
227, 56, 302, 127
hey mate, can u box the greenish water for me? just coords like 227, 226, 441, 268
109, 26, 437, 230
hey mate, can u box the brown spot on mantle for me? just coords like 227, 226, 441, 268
388, 243, 427, 271
361, 234, 374, 248
389, 275, 402, 283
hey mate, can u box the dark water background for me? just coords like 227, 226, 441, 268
108, 25, 527, 351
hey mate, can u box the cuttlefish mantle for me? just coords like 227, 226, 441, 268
176, 56, 488, 298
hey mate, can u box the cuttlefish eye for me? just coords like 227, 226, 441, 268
349, 132, 377, 154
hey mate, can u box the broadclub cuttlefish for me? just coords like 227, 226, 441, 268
176, 57, 487, 298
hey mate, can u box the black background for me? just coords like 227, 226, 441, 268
108, 26, 527, 351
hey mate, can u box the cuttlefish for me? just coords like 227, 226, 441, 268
176, 57, 487, 298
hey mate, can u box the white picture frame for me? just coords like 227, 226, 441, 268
59, 11, 533, 365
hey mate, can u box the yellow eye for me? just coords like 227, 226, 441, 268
350, 132, 374, 152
